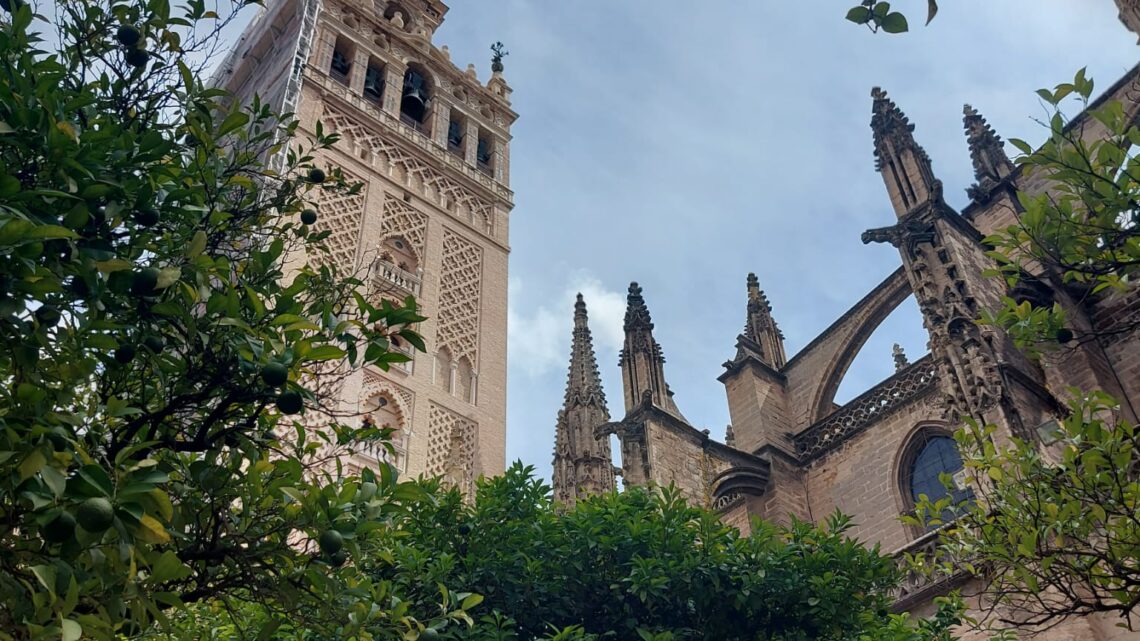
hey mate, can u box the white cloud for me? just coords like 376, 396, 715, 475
508, 272, 625, 379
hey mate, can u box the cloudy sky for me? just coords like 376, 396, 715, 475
233, 1, 1138, 481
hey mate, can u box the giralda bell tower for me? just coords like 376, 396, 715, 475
217, 0, 517, 491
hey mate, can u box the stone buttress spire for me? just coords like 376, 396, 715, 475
871, 87, 942, 217
864, 91, 1014, 427
619, 283, 684, 418
736, 273, 787, 369
962, 104, 1014, 201
552, 294, 615, 505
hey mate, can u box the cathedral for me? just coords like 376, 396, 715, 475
217, 0, 516, 492
552, 10, 1140, 641
213, 0, 1140, 637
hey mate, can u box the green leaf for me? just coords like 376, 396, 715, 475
306, 345, 346, 361
186, 230, 207, 257
460, 593, 484, 610
149, 551, 192, 583
217, 111, 250, 137
880, 12, 909, 33
27, 225, 78, 241
18, 449, 46, 481
31, 565, 57, 596
845, 6, 871, 23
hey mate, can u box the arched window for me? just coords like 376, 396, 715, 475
363, 59, 385, 105
379, 236, 418, 274
476, 135, 493, 175
362, 392, 406, 468
455, 356, 474, 404
900, 428, 974, 531
447, 114, 466, 157
434, 347, 453, 393
400, 65, 432, 132
330, 36, 353, 84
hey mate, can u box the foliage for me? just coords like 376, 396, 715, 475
909, 393, 1140, 629
0, 0, 474, 639
981, 69, 1140, 350
363, 463, 964, 641
908, 70, 1140, 631
845, 1, 939, 34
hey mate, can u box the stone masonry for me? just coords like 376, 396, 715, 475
219, 0, 516, 488
552, 23, 1140, 641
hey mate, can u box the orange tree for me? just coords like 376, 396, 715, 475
0, 1, 484, 639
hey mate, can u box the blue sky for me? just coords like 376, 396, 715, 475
228, 1, 1138, 481
429, 1, 1138, 482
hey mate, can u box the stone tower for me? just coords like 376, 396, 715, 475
216, 0, 517, 487
551, 295, 615, 505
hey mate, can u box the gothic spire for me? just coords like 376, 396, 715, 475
619, 282, 684, 418
553, 294, 614, 506
564, 293, 607, 407
729, 273, 787, 370
871, 87, 942, 217
623, 282, 653, 332
963, 104, 1014, 201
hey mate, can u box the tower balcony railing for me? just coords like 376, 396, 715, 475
372, 258, 422, 296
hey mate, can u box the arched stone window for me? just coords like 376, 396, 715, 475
455, 356, 475, 404
379, 236, 418, 274
899, 426, 974, 531
330, 36, 353, 85
363, 58, 385, 105
400, 64, 432, 132
434, 347, 453, 393
362, 392, 406, 468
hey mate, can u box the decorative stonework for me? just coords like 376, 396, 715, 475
310, 168, 368, 271
361, 367, 415, 423
379, 193, 429, 258
795, 357, 938, 462
435, 229, 482, 364
552, 294, 615, 505
320, 104, 495, 235
425, 402, 477, 494
962, 104, 1014, 201
889, 528, 969, 611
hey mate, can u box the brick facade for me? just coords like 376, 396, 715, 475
220, 0, 515, 488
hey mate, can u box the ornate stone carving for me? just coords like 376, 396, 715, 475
361, 368, 415, 422
319, 104, 495, 235
795, 357, 938, 462
962, 104, 1014, 201
889, 528, 969, 611
435, 229, 482, 364
309, 167, 368, 271
552, 294, 615, 505
425, 402, 477, 495
892, 343, 909, 371
379, 192, 429, 258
